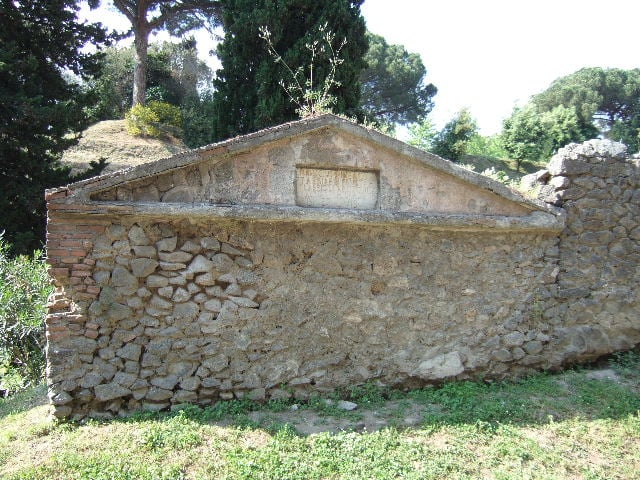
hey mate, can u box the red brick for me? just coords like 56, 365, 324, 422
47, 268, 69, 278
61, 257, 83, 264
76, 292, 98, 302
86, 286, 100, 294
71, 270, 91, 277
73, 263, 92, 271
83, 258, 96, 266
45, 190, 68, 201
84, 330, 99, 339
59, 239, 84, 248
69, 277, 82, 285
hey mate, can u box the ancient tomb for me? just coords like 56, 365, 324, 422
45, 114, 639, 419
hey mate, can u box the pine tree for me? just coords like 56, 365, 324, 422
210, 0, 368, 141
0, 0, 106, 253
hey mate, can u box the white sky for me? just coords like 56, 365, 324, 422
81, 0, 640, 135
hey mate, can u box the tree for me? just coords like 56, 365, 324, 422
407, 118, 437, 152
210, 0, 368, 141
531, 67, 640, 146
501, 105, 546, 172
431, 109, 478, 162
502, 104, 587, 171
359, 32, 437, 126
0, 0, 107, 254
89, 0, 222, 106
87, 39, 213, 121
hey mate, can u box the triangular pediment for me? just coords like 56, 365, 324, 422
55, 115, 544, 217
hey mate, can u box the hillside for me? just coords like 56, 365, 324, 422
62, 120, 187, 176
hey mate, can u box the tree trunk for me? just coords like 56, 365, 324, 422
132, 25, 150, 106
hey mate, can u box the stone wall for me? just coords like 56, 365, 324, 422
44, 139, 640, 420
532, 140, 640, 364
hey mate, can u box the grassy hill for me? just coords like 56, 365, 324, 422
62, 120, 187, 176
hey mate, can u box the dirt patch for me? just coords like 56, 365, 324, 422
244, 399, 434, 435
62, 120, 187, 176
585, 369, 621, 382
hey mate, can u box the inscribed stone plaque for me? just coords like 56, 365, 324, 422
296, 167, 379, 209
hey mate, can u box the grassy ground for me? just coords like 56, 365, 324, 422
460, 154, 549, 186
1, 351, 639, 479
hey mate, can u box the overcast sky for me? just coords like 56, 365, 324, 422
82, 0, 640, 135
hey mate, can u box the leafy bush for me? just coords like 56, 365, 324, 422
0, 238, 52, 393
125, 101, 183, 138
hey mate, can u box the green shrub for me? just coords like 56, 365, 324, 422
125, 101, 183, 138
0, 238, 52, 393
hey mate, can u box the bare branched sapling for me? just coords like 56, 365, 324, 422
259, 23, 346, 117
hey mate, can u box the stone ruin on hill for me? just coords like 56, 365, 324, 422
44, 114, 640, 419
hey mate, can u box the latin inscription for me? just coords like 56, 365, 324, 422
296, 167, 379, 209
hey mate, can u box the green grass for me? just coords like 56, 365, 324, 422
1, 351, 639, 479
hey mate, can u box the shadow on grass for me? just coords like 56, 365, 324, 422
0, 383, 47, 419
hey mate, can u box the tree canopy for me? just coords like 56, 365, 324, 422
210, 0, 368, 141
89, 0, 221, 106
431, 109, 478, 162
87, 39, 213, 121
531, 67, 640, 150
359, 32, 437, 126
0, 0, 107, 254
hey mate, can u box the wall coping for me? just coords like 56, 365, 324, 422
47, 201, 565, 232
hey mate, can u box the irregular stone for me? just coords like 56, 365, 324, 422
523, 340, 543, 355
151, 375, 179, 390
180, 240, 202, 254
150, 295, 172, 310
111, 266, 137, 288
131, 258, 158, 277
156, 236, 178, 252
173, 301, 199, 320
94, 383, 131, 402
211, 253, 234, 273
412, 352, 464, 380
195, 272, 218, 286
132, 246, 157, 258
200, 237, 221, 251
178, 376, 200, 391
50, 391, 73, 405
117, 343, 142, 362
221, 243, 244, 256
159, 251, 193, 263
337, 400, 358, 411
172, 287, 191, 302
159, 261, 187, 271
203, 298, 222, 312
157, 286, 173, 298
146, 275, 169, 288
187, 254, 214, 273
128, 225, 150, 246
203, 354, 228, 372
225, 283, 242, 296
229, 296, 259, 308
145, 387, 173, 401
503, 331, 525, 347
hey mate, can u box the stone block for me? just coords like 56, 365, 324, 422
94, 383, 131, 402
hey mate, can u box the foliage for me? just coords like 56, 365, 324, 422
86, 40, 213, 122
359, 32, 437, 127
407, 118, 437, 151
210, 0, 368, 141
125, 101, 183, 138
531, 67, 640, 151
0, 239, 52, 393
501, 104, 587, 171
431, 108, 478, 161
0, 0, 107, 254
465, 133, 508, 159
260, 23, 345, 118
181, 93, 217, 147
89, 0, 222, 106
501, 104, 547, 171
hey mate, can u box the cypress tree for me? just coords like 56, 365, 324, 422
211, 0, 367, 140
